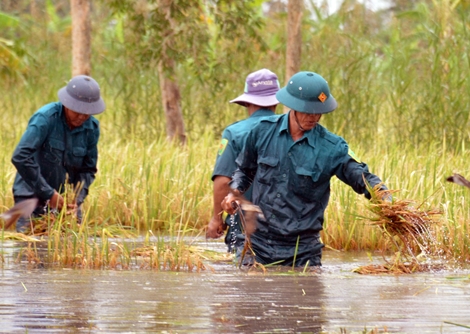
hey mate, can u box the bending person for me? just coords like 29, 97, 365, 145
11, 75, 105, 233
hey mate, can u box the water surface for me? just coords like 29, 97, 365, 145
1, 239, 470, 333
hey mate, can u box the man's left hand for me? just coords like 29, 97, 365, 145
206, 217, 226, 239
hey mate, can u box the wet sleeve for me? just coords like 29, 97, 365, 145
334, 143, 387, 199
11, 114, 55, 201
211, 129, 238, 180
229, 130, 258, 194
76, 126, 100, 205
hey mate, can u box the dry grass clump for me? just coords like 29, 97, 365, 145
354, 255, 447, 275
16, 213, 136, 239
367, 187, 442, 255
355, 184, 445, 274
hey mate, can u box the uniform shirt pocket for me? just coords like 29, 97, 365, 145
257, 156, 279, 184
42, 139, 65, 164
72, 147, 87, 166
293, 166, 321, 198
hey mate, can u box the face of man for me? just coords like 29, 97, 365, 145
294, 111, 322, 131
64, 107, 90, 129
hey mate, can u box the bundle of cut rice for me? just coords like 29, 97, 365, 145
355, 184, 444, 274
367, 186, 442, 256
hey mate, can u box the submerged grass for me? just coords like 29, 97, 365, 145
8, 204, 212, 272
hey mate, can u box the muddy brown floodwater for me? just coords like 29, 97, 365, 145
1, 239, 470, 334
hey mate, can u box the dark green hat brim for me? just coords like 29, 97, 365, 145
276, 87, 337, 114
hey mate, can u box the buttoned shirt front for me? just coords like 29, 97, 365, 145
231, 111, 384, 246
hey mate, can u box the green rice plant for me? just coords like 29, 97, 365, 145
9, 195, 210, 271
86, 132, 215, 233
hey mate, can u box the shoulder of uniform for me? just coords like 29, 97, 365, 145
224, 118, 245, 129
225, 120, 242, 129
28, 102, 60, 126
253, 115, 282, 132
90, 116, 100, 128
219, 120, 244, 139
259, 114, 282, 124
35, 102, 61, 117
317, 125, 345, 145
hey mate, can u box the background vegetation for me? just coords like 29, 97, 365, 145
0, 0, 469, 258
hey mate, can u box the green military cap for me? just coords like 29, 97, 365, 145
276, 71, 337, 114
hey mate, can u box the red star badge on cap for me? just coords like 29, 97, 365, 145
318, 92, 327, 103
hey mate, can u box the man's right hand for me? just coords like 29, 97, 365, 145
221, 190, 242, 215
49, 191, 79, 213
206, 216, 226, 239
49, 191, 64, 210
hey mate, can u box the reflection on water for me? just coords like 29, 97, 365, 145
1, 239, 470, 333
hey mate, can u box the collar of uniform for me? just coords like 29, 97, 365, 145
279, 111, 317, 148
304, 128, 317, 148
278, 112, 290, 134
58, 102, 94, 131
251, 108, 275, 118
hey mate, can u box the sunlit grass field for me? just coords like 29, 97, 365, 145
0, 101, 469, 265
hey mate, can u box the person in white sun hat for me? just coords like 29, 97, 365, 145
207, 68, 280, 254
11, 75, 105, 233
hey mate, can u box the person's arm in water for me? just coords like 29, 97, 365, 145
74, 120, 100, 208
207, 129, 238, 238
206, 175, 230, 238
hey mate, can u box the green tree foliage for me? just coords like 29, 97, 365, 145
380, 0, 470, 147
295, 0, 470, 149
1, 0, 470, 148
99, 0, 269, 137
0, 11, 26, 78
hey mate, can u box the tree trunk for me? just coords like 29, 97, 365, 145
285, 0, 303, 113
30, 0, 40, 19
158, 61, 187, 145
71, 0, 91, 76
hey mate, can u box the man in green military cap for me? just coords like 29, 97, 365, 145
222, 71, 388, 266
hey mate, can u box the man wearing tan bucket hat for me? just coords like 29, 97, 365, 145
222, 71, 388, 266
207, 68, 280, 252
11, 75, 105, 233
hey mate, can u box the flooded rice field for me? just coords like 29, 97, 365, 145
1, 239, 470, 334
